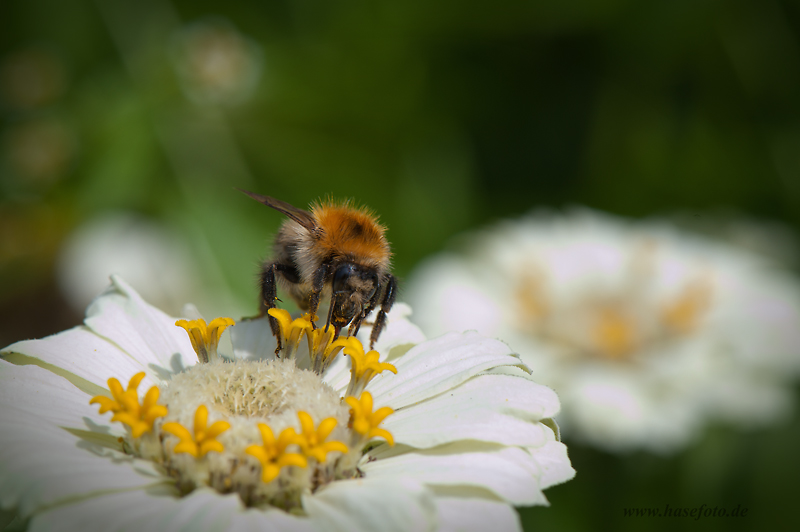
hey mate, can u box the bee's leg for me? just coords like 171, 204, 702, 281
349, 282, 382, 338
260, 260, 300, 355
308, 262, 332, 330
369, 274, 397, 350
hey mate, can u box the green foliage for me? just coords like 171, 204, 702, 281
1, 1, 799, 529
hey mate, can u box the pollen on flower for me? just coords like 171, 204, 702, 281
90, 372, 167, 438
175, 317, 235, 363
268, 308, 312, 359
163, 405, 231, 458
339, 337, 397, 398
345, 391, 394, 447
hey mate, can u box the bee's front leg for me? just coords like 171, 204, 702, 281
260, 261, 300, 355
349, 277, 382, 338
369, 274, 397, 350
308, 262, 332, 330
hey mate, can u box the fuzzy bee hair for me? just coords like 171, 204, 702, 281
240, 189, 397, 353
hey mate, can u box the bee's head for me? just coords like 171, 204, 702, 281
329, 263, 379, 328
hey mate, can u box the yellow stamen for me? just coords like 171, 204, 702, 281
662, 280, 712, 334
162, 405, 230, 457
515, 269, 549, 328
345, 391, 394, 447
267, 309, 313, 359
175, 317, 235, 363
245, 423, 308, 483
295, 411, 348, 463
340, 337, 397, 397
306, 329, 353, 374
593, 309, 636, 360
90, 373, 167, 438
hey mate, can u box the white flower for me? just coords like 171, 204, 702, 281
56, 212, 205, 316
405, 209, 800, 453
171, 18, 263, 106
0, 276, 573, 531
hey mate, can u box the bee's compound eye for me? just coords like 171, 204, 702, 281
333, 263, 357, 292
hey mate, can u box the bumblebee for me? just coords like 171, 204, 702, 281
240, 189, 397, 352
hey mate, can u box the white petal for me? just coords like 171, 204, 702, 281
31, 486, 317, 532
0, 363, 164, 516
2, 325, 158, 393
363, 443, 549, 506
435, 497, 521, 532
179, 303, 204, 320
405, 256, 505, 339
367, 332, 527, 409
304, 477, 436, 532
0, 361, 120, 431
320, 350, 351, 392
356, 302, 427, 354
322, 340, 419, 396
229, 506, 315, 532
528, 441, 575, 490
84, 276, 197, 378
4, 434, 165, 518
29, 487, 246, 532
229, 317, 278, 361
385, 374, 559, 448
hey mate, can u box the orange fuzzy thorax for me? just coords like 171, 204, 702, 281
311, 202, 391, 267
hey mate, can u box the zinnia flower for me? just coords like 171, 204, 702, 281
0, 275, 574, 531
56, 212, 203, 316
171, 18, 263, 106
406, 209, 800, 453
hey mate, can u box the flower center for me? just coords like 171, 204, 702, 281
147, 358, 351, 508
90, 315, 396, 512
591, 308, 637, 359
512, 254, 714, 361
661, 279, 712, 334
515, 269, 549, 328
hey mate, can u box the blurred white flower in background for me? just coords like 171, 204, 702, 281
406, 209, 800, 453
171, 18, 263, 106
56, 212, 201, 316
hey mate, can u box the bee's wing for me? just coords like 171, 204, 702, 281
238, 188, 317, 231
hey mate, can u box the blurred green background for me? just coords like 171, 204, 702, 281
2, 0, 799, 530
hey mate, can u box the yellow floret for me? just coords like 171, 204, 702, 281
339, 337, 397, 397
245, 423, 308, 483
162, 404, 230, 457
90, 372, 167, 438
175, 317, 235, 363
268, 309, 313, 360
345, 391, 394, 447
295, 411, 348, 463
